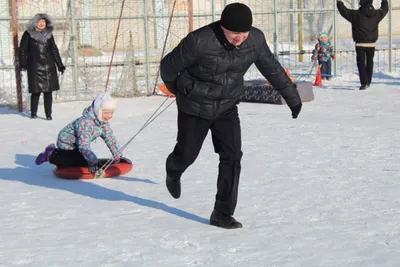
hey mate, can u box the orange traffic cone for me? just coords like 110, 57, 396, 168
313, 65, 322, 86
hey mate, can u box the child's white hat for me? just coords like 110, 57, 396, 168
93, 92, 117, 122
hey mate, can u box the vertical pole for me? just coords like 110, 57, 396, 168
333, 4, 337, 76
104, 0, 125, 92
211, 0, 216, 22
273, 0, 278, 58
69, 0, 78, 96
388, 0, 392, 72
79, 0, 92, 45
11, 0, 23, 112
143, 0, 151, 94
188, 0, 193, 32
297, 0, 303, 62
290, 0, 294, 42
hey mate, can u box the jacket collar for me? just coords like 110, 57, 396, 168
210, 21, 237, 51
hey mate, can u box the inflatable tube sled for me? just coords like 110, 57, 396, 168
53, 157, 133, 180
239, 79, 314, 104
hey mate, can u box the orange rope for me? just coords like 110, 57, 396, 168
104, 0, 126, 92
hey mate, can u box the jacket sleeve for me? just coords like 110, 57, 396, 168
19, 31, 29, 68
377, 0, 389, 22
311, 44, 319, 61
100, 124, 121, 159
254, 32, 301, 108
76, 120, 99, 166
329, 43, 336, 59
160, 32, 198, 94
337, 1, 354, 23
50, 35, 64, 69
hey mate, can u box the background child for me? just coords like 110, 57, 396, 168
312, 31, 336, 80
35, 92, 123, 174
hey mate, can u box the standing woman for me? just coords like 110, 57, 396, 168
19, 13, 66, 120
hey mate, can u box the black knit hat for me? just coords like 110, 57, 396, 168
359, 0, 373, 7
220, 3, 253, 32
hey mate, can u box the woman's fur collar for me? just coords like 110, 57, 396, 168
26, 13, 54, 43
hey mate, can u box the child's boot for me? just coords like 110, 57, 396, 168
35, 144, 56, 165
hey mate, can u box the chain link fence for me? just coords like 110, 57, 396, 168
0, 0, 398, 109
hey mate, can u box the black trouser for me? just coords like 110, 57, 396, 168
31, 92, 53, 116
319, 60, 332, 79
356, 46, 375, 86
49, 149, 89, 167
166, 105, 243, 216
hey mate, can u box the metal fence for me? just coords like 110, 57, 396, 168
0, 0, 398, 109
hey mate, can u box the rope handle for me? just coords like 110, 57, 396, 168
100, 97, 176, 173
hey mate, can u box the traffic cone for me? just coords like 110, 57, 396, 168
313, 65, 323, 86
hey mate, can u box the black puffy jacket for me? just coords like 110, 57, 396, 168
19, 14, 64, 94
160, 21, 301, 120
337, 0, 388, 43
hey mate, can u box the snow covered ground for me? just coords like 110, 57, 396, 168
1, 73, 400, 266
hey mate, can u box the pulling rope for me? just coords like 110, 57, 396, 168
96, 97, 176, 178
94, 0, 179, 178
104, 0, 126, 92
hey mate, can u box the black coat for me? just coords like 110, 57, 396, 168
19, 29, 64, 94
337, 0, 388, 44
160, 21, 301, 120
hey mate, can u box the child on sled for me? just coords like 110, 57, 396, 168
35, 92, 125, 174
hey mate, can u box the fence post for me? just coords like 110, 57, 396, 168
333, 3, 337, 77
68, 0, 78, 97
388, 0, 392, 72
11, 0, 23, 112
212, 0, 216, 22
142, 0, 151, 95
273, 0, 278, 58
297, 0, 303, 62
188, 0, 193, 32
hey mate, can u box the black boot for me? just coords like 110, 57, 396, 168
210, 210, 242, 229
31, 112, 37, 119
166, 174, 181, 199
359, 84, 367, 90
46, 114, 52, 120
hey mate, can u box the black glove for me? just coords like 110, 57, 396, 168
20, 65, 27, 71
58, 65, 66, 74
290, 103, 302, 119
88, 163, 100, 174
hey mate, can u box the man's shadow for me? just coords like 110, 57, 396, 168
0, 154, 209, 225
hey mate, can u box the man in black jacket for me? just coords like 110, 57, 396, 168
337, 0, 388, 90
160, 3, 302, 229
